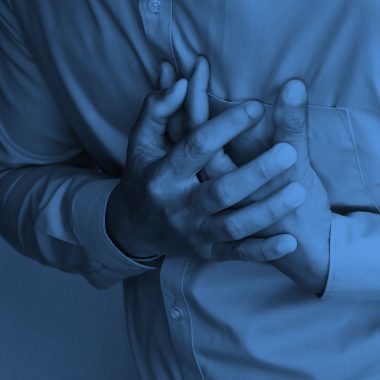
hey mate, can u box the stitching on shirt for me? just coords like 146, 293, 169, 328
207, 94, 378, 211
343, 108, 380, 214
123, 300, 144, 380
181, 257, 205, 380
168, 0, 179, 76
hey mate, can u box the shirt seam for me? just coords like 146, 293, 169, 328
181, 257, 205, 380
168, 0, 179, 76
343, 108, 380, 214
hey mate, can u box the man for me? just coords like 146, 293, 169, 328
1, 1, 380, 379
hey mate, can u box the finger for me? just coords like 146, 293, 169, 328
130, 78, 188, 154
158, 62, 188, 145
212, 234, 297, 262
186, 57, 238, 182
203, 182, 305, 242
274, 79, 309, 170
159, 61, 177, 90
167, 57, 211, 145
233, 81, 309, 206
187, 143, 297, 215
186, 56, 210, 129
201, 150, 237, 179
158, 100, 264, 180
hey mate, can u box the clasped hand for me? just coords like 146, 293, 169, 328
106, 58, 331, 294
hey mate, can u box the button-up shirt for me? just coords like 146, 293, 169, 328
1, 1, 380, 379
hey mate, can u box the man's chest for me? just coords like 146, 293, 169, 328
17, 0, 380, 209
160, 0, 380, 211
19, 0, 380, 131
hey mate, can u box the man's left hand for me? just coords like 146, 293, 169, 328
258, 79, 332, 294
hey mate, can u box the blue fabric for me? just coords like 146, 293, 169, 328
1, 1, 380, 378
0, 237, 133, 380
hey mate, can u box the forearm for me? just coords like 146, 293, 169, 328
0, 165, 156, 288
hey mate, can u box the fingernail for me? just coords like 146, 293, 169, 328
164, 79, 187, 99
273, 143, 297, 167
282, 80, 307, 106
284, 183, 306, 207
277, 236, 298, 254
172, 78, 188, 91
245, 101, 264, 119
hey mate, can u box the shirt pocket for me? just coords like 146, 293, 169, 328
208, 94, 376, 212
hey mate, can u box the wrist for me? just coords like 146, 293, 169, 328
106, 184, 164, 264
106, 184, 135, 256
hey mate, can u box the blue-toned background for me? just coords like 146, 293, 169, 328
0, 237, 134, 380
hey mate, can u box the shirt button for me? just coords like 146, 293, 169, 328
147, 0, 161, 13
170, 306, 183, 321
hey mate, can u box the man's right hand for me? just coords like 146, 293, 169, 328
106, 69, 305, 263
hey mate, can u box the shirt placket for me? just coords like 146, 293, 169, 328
138, 0, 178, 68
161, 256, 204, 380
138, 1, 203, 379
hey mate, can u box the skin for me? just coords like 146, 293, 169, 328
106, 61, 306, 266
161, 58, 332, 294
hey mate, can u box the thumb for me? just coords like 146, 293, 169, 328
274, 79, 309, 168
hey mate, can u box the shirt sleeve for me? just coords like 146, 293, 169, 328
0, 0, 156, 288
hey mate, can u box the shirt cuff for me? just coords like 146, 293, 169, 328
319, 213, 380, 300
72, 178, 158, 284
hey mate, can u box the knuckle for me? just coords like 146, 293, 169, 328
275, 109, 305, 134
260, 240, 280, 261
186, 190, 204, 216
255, 159, 271, 182
146, 176, 164, 201
233, 244, 247, 261
229, 109, 250, 128
259, 244, 270, 262
285, 112, 304, 129
221, 216, 243, 240
166, 207, 181, 229
265, 201, 279, 221
186, 131, 209, 158
209, 180, 233, 208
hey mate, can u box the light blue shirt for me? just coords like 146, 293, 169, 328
1, 1, 380, 379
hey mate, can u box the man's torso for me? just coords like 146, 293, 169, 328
8, 1, 380, 378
